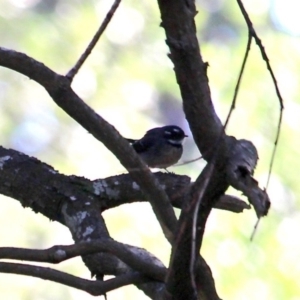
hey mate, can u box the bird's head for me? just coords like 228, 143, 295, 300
161, 125, 188, 145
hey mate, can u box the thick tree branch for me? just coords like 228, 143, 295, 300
157, 0, 224, 160
155, 1, 270, 299
156, 1, 230, 298
0, 146, 249, 218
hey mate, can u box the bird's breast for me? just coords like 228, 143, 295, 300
140, 144, 183, 168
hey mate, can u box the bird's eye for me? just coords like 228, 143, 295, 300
172, 128, 181, 133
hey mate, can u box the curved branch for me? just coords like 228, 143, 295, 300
0, 240, 166, 282
0, 262, 149, 296
236, 0, 284, 190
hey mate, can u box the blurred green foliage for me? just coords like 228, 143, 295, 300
0, 0, 299, 299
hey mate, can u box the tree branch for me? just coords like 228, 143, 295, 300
157, 0, 224, 161
155, 1, 270, 299
226, 139, 270, 217
236, 0, 284, 191
66, 0, 122, 81
0, 262, 149, 296
0, 146, 249, 218
0, 241, 166, 282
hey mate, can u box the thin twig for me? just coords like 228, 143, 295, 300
188, 36, 254, 290
250, 218, 261, 241
236, 0, 284, 190
190, 161, 216, 293
223, 33, 252, 130
266, 111, 283, 189
66, 0, 122, 81
173, 155, 203, 167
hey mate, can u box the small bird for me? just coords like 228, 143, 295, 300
127, 125, 187, 169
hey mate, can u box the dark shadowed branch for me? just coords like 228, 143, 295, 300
158, 0, 224, 160
0, 240, 167, 282
226, 139, 270, 218
0, 262, 149, 296
156, 0, 272, 299
157, 0, 229, 298
0, 146, 249, 219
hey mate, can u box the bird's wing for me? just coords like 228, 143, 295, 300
125, 138, 150, 153
131, 139, 153, 153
